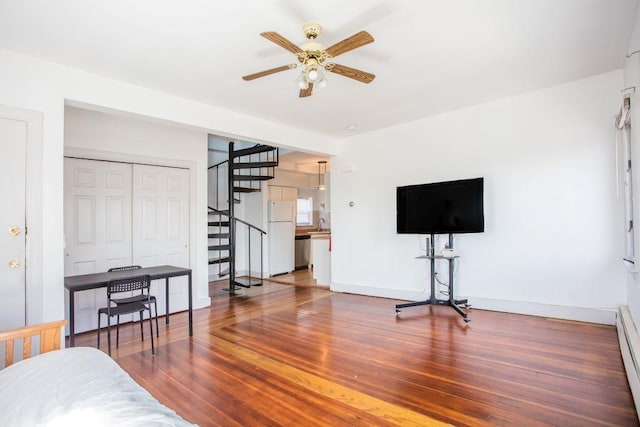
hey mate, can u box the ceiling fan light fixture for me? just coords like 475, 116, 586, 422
307, 68, 319, 81
317, 160, 327, 190
296, 73, 309, 89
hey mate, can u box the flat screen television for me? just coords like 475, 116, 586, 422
397, 177, 484, 235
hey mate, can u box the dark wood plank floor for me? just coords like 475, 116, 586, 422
73, 280, 638, 426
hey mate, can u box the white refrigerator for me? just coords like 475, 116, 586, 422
268, 201, 295, 276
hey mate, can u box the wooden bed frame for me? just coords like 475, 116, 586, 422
0, 320, 66, 368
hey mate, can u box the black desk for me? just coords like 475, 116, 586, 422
64, 265, 192, 347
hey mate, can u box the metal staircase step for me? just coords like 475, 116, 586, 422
235, 277, 263, 287
231, 279, 251, 288
233, 186, 261, 193
208, 256, 231, 265
232, 145, 277, 158
233, 174, 274, 181
208, 244, 231, 251
233, 161, 278, 169
220, 278, 252, 292
209, 209, 230, 216
208, 233, 230, 239
208, 221, 230, 227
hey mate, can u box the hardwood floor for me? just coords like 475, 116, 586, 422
266, 268, 325, 287
73, 282, 638, 426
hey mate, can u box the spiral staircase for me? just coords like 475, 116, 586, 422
208, 141, 279, 293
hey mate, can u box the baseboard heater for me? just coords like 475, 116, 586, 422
617, 306, 640, 418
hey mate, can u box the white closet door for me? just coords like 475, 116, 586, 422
133, 164, 190, 314
0, 116, 26, 330
64, 158, 133, 333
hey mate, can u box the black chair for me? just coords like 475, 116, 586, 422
97, 275, 155, 356
108, 265, 159, 337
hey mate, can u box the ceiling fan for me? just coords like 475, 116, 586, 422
242, 23, 375, 98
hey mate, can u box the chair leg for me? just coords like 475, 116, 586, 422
154, 300, 159, 337
139, 310, 144, 340
149, 307, 155, 355
140, 310, 144, 342
116, 314, 120, 348
107, 316, 112, 357
97, 313, 101, 349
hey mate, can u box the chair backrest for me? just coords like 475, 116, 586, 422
106, 275, 151, 299
108, 265, 142, 272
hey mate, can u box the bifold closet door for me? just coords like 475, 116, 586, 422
64, 158, 133, 333
0, 115, 27, 330
132, 164, 190, 315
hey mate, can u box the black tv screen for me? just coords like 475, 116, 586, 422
397, 177, 484, 235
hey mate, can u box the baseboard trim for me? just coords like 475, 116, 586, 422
330, 282, 617, 324
330, 283, 433, 304
617, 306, 640, 418
466, 297, 617, 325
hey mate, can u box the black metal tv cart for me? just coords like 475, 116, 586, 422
395, 233, 470, 323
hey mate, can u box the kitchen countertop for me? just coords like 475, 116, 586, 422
309, 232, 330, 239
296, 227, 330, 237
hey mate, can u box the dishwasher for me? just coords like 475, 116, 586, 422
294, 235, 310, 270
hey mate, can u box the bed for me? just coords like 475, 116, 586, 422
0, 320, 195, 426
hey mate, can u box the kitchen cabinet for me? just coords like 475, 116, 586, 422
311, 234, 331, 286
269, 185, 297, 201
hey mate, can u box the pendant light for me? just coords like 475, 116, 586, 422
317, 160, 327, 190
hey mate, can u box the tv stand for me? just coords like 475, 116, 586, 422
395, 233, 470, 323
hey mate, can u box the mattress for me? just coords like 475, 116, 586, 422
0, 347, 194, 426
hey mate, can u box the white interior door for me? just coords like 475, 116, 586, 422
133, 164, 190, 314
0, 116, 26, 330
64, 158, 133, 333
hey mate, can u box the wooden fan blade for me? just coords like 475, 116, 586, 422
326, 63, 375, 84
325, 31, 374, 58
242, 64, 296, 81
299, 83, 314, 98
261, 32, 303, 54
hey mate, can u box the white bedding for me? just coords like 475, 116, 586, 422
0, 347, 195, 426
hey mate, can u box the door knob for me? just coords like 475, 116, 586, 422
8, 226, 21, 236
8, 259, 20, 269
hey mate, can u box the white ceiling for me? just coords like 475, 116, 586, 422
279, 151, 330, 175
0, 0, 637, 139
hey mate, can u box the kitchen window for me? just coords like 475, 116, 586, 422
297, 197, 313, 226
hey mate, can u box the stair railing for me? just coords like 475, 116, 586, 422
208, 206, 265, 289
233, 214, 266, 287
208, 159, 229, 211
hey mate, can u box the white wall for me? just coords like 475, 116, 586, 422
0, 46, 628, 325
332, 71, 626, 323
64, 106, 211, 308
0, 48, 336, 324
